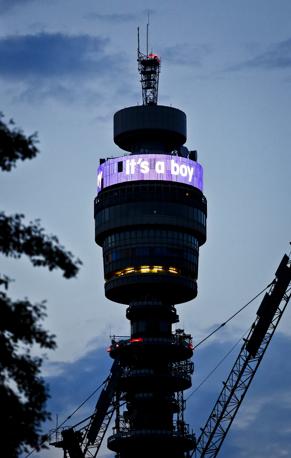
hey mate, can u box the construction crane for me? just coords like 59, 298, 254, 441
50, 360, 123, 457
191, 252, 291, 457
50, 252, 291, 458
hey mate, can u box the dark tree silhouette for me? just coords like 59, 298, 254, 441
0, 213, 80, 278
0, 113, 39, 171
0, 114, 82, 457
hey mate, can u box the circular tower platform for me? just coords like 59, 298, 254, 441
114, 105, 186, 152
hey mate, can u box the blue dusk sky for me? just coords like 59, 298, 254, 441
0, 1, 290, 457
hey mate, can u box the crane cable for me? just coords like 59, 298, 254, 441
186, 326, 251, 401
193, 280, 274, 350
186, 280, 276, 401
25, 377, 108, 457
187, 281, 291, 402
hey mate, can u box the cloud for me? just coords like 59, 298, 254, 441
0, 0, 35, 14
223, 398, 291, 457
41, 332, 291, 457
230, 37, 291, 71
85, 12, 137, 23
84, 8, 156, 24
17, 81, 105, 106
162, 43, 211, 66
187, 332, 291, 457
0, 33, 123, 81
45, 343, 112, 426
41, 344, 113, 457
0, 32, 128, 103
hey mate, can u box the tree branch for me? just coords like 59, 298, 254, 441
0, 113, 39, 171
0, 212, 82, 278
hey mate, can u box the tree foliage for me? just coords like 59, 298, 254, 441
0, 113, 81, 456
0, 213, 81, 278
0, 112, 39, 171
0, 291, 56, 456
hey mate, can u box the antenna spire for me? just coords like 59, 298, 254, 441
137, 22, 160, 105
146, 11, 149, 56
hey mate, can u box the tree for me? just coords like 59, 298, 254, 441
0, 113, 82, 457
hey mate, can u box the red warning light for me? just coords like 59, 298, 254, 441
148, 53, 160, 62
107, 343, 120, 352
130, 337, 144, 343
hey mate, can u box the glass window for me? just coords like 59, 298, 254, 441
160, 321, 170, 333
135, 247, 149, 256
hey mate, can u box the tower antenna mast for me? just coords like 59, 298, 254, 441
146, 11, 149, 56
137, 22, 160, 105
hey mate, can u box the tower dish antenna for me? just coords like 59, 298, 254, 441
137, 23, 160, 105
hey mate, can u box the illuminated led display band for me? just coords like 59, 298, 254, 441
97, 154, 203, 194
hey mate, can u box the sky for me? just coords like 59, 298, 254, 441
0, 0, 290, 456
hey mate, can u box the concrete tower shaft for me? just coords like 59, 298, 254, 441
94, 53, 207, 457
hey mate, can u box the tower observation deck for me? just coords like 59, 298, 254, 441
94, 37, 207, 458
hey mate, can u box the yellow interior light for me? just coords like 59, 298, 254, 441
124, 267, 134, 273
153, 265, 163, 272
113, 265, 180, 278
168, 266, 178, 274
140, 265, 151, 273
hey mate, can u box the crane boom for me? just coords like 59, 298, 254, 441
82, 359, 121, 457
51, 360, 122, 458
191, 253, 291, 458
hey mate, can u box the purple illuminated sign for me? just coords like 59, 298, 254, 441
97, 154, 203, 194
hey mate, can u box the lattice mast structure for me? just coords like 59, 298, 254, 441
137, 26, 160, 105
93, 30, 207, 458
192, 253, 291, 458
